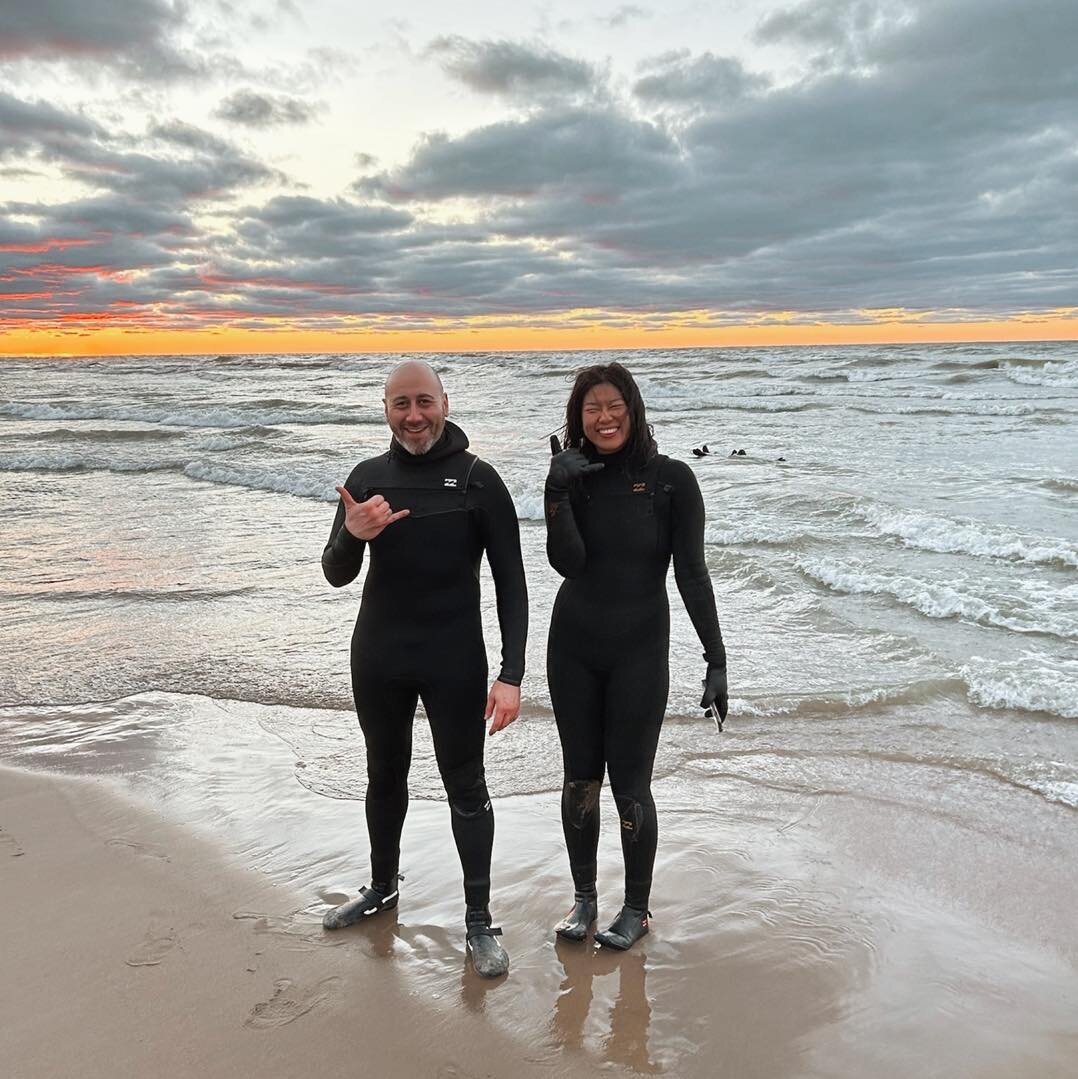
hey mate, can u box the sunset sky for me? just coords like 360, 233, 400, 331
2, 0, 1076, 355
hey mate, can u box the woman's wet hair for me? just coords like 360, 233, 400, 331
561, 362, 657, 469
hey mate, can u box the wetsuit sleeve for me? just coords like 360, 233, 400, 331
665, 459, 727, 667
544, 485, 587, 578
321, 474, 367, 588
474, 462, 528, 687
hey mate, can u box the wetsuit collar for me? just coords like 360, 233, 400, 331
388, 419, 470, 464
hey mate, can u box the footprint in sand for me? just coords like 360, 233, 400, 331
1, 827, 25, 857
245, 977, 339, 1029
125, 928, 178, 967
107, 837, 170, 861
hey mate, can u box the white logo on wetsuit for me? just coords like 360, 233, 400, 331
444, 478, 458, 487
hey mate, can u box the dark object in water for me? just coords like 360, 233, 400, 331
729, 449, 747, 457
691, 444, 711, 458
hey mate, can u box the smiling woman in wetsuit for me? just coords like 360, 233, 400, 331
544, 362, 729, 950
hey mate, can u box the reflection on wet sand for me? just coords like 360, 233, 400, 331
552, 939, 658, 1073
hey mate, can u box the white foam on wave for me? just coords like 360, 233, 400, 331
1003, 358, 1078, 388
183, 460, 337, 501
0, 400, 361, 429
705, 524, 810, 546
796, 556, 1076, 638
960, 654, 1078, 722
727, 677, 966, 718
849, 401, 1043, 417
854, 501, 1078, 568
512, 492, 546, 521
0, 453, 174, 474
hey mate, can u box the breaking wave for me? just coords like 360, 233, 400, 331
853, 501, 1078, 568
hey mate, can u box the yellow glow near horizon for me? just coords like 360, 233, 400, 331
2, 312, 1077, 357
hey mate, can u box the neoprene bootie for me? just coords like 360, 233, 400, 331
465, 906, 509, 977
322, 879, 399, 929
554, 887, 598, 942
595, 905, 650, 950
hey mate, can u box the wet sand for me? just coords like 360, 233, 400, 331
3, 699, 1078, 1078
0, 766, 563, 1079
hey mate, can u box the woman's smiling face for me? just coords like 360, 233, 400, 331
581, 382, 630, 454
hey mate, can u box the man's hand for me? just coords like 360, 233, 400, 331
335, 485, 409, 541
485, 680, 520, 736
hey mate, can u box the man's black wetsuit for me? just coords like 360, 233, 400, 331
545, 446, 724, 910
322, 421, 527, 909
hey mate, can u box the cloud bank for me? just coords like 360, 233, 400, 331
2, 0, 1076, 336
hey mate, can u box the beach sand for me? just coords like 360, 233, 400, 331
3, 699, 1078, 1079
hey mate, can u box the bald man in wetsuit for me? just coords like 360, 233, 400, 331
320, 361, 527, 978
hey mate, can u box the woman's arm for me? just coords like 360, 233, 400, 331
666, 459, 726, 666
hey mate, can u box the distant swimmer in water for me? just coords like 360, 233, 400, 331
729, 449, 747, 457
691, 444, 710, 458
544, 362, 729, 950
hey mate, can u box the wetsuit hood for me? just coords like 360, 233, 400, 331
389, 419, 470, 464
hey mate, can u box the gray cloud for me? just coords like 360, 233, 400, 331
633, 52, 769, 105
4, 0, 1076, 331
0, 0, 201, 79
601, 5, 652, 29
428, 37, 598, 99
359, 108, 678, 201
215, 90, 321, 128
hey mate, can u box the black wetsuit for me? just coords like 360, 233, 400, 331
322, 421, 527, 909
545, 446, 724, 909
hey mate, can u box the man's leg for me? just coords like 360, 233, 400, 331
421, 665, 491, 909
353, 664, 417, 892
324, 664, 417, 929
421, 659, 509, 976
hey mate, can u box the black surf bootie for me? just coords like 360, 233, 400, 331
595, 905, 650, 950
554, 887, 598, 942
322, 879, 399, 929
465, 907, 510, 978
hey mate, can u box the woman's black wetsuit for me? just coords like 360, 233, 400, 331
322, 422, 527, 909
545, 446, 724, 909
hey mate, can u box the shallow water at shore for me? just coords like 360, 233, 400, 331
2, 691, 1076, 1077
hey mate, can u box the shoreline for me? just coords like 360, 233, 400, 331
3, 684, 1078, 1079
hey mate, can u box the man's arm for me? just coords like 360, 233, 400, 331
321, 487, 366, 588
474, 461, 528, 688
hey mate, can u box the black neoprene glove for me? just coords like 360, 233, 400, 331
548, 434, 604, 490
700, 663, 729, 722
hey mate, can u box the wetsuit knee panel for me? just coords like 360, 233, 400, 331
614, 792, 645, 844
562, 779, 601, 830
443, 759, 491, 818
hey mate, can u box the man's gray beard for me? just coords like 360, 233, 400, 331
399, 431, 438, 455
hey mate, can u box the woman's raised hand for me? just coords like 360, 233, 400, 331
547, 434, 604, 491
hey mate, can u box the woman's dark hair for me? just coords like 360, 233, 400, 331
562, 362, 656, 470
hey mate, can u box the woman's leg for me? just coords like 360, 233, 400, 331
604, 649, 669, 912
548, 645, 607, 890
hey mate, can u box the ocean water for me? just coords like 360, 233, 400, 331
4, 341, 1078, 1073
1, 342, 1076, 815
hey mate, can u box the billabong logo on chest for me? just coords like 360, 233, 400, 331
444, 478, 458, 487
632, 482, 647, 493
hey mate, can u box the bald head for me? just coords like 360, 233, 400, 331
383, 360, 449, 455
384, 359, 444, 397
